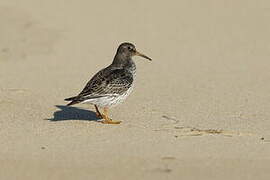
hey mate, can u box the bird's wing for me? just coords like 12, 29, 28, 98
77, 67, 133, 99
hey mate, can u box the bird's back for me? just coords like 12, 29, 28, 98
65, 61, 136, 107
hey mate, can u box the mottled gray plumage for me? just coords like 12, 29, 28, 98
65, 64, 134, 106
65, 42, 151, 116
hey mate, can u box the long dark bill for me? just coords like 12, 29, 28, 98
135, 51, 152, 61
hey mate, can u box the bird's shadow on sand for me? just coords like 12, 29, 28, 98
47, 105, 100, 122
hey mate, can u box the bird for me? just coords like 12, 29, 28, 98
65, 42, 152, 124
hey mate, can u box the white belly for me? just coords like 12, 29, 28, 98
83, 86, 134, 108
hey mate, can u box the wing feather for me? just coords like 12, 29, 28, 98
77, 66, 133, 99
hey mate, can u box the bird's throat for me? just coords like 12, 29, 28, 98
112, 54, 135, 68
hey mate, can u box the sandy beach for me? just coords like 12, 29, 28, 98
0, 0, 270, 179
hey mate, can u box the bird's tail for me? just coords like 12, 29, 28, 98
64, 96, 77, 101
64, 95, 104, 106
64, 96, 81, 106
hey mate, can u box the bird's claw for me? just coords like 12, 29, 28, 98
101, 118, 121, 124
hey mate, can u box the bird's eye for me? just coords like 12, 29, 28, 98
128, 46, 132, 50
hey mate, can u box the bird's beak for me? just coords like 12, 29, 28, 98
135, 51, 152, 61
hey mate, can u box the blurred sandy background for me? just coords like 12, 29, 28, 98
0, 0, 270, 179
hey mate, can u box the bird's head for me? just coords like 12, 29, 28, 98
116, 42, 152, 61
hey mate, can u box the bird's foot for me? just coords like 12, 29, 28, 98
101, 117, 121, 124
99, 107, 121, 124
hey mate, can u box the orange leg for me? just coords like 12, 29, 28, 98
101, 107, 121, 124
94, 105, 102, 118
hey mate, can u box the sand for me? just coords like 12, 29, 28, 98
0, 0, 270, 179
